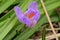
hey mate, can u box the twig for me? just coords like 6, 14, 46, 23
40, 0, 58, 40
46, 28, 60, 31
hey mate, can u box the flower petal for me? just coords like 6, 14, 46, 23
14, 6, 24, 23
23, 16, 32, 27
24, 8, 35, 15
28, 1, 38, 10
14, 6, 23, 16
30, 10, 40, 27
32, 10, 40, 21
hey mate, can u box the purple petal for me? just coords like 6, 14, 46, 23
28, 1, 38, 10
23, 16, 32, 27
14, 6, 23, 16
24, 8, 35, 15
32, 10, 40, 21
14, 6, 24, 23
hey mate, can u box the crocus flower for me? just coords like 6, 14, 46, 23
14, 1, 40, 27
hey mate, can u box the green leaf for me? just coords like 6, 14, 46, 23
0, 0, 16, 14
0, 17, 17, 40
3, 24, 24, 40
42, 27, 46, 40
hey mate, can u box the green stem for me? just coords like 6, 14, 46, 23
42, 27, 46, 40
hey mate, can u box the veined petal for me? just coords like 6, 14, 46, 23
28, 1, 38, 10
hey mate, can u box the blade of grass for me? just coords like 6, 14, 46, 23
0, 17, 17, 40
0, 0, 16, 14
3, 24, 24, 40
0, 19, 9, 28
38, 0, 59, 8
0, 14, 15, 32
42, 27, 46, 40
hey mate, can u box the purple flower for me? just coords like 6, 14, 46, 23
14, 1, 40, 27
